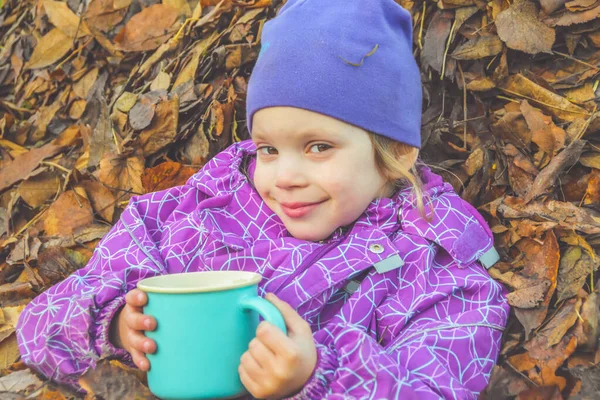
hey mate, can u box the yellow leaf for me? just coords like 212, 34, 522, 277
25, 28, 72, 70
163, 0, 192, 16
43, 0, 91, 38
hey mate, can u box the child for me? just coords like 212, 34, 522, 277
16, 0, 509, 398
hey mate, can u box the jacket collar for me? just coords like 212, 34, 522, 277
187, 140, 494, 266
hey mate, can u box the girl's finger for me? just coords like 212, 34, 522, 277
248, 338, 275, 370
240, 351, 264, 382
266, 293, 309, 335
128, 330, 157, 355
130, 348, 150, 371
126, 289, 148, 307
256, 321, 294, 359
125, 309, 156, 331
238, 364, 260, 397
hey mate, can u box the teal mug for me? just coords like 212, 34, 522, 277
136, 271, 287, 399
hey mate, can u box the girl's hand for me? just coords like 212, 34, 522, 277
109, 288, 157, 371
239, 293, 317, 399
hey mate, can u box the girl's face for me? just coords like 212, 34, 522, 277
251, 107, 392, 242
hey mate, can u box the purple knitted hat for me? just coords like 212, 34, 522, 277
246, 0, 423, 148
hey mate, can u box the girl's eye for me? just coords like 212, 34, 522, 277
309, 144, 331, 153
258, 146, 278, 155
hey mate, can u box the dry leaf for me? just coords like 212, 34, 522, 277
17, 171, 61, 208
25, 28, 72, 70
499, 74, 590, 122
513, 230, 560, 337
139, 97, 179, 156
42, 190, 94, 237
0, 143, 64, 192
451, 36, 503, 60
43, 0, 91, 38
0, 369, 42, 392
495, 0, 556, 54
142, 161, 196, 193
79, 180, 116, 223
72, 67, 99, 99
84, 0, 130, 32
163, 0, 192, 16
557, 247, 599, 301
114, 4, 180, 52
79, 359, 158, 399
98, 152, 145, 198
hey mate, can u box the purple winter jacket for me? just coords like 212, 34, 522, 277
16, 140, 509, 399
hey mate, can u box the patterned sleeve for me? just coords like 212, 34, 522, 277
288, 283, 508, 399
15, 185, 194, 392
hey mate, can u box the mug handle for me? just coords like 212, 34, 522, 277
239, 296, 288, 335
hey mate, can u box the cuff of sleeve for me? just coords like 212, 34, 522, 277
92, 296, 134, 366
285, 343, 337, 399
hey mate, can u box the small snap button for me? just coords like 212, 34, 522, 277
369, 244, 384, 254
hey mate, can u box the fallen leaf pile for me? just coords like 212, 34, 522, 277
0, 0, 599, 398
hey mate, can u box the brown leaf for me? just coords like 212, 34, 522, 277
584, 169, 600, 205
451, 36, 503, 60
0, 283, 36, 307
142, 162, 196, 193
25, 28, 72, 70
557, 247, 599, 301
579, 292, 600, 351
539, 297, 582, 347
515, 385, 563, 400
43, 0, 91, 38
172, 32, 219, 90
513, 230, 560, 336
79, 359, 158, 399
543, 4, 600, 26
540, 0, 569, 14
520, 101, 566, 156
0, 369, 43, 392
499, 74, 590, 122
139, 97, 179, 156
163, 0, 192, 16
524, 139, 585, 202
498, 197, 600, 234
98, 152, 145, 199
495, 0, 556, 55
79, 180, 116, 223
37, 246, 89, 287
17, 171, 61, 208
42, 190, 94, 237
72, 67, 99, 99
88, 97, 116, 168
114, 4, 180, 52
421, 10, 453, 73
129, 99, 156, 131
579, 152, 600, 169
506, 279, 551, 308
0, 142, 64, 192
84, 0, 130, 32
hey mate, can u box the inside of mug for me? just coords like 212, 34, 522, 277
137, 271, 262, 293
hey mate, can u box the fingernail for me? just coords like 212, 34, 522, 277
137, 293, 144, 302
144, 341, 151, 352
144, 319, 151, 329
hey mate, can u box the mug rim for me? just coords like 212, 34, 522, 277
137, 271, 262, 294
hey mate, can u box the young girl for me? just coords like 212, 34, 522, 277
16, 0, 509, 398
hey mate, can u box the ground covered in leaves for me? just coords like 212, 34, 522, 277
0, 0, 599, 399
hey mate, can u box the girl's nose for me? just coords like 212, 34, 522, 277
275, 161, 308, 189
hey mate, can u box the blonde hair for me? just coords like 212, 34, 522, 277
368, 132, 429, 219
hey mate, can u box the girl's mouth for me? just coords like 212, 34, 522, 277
280, 200, 326, 219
